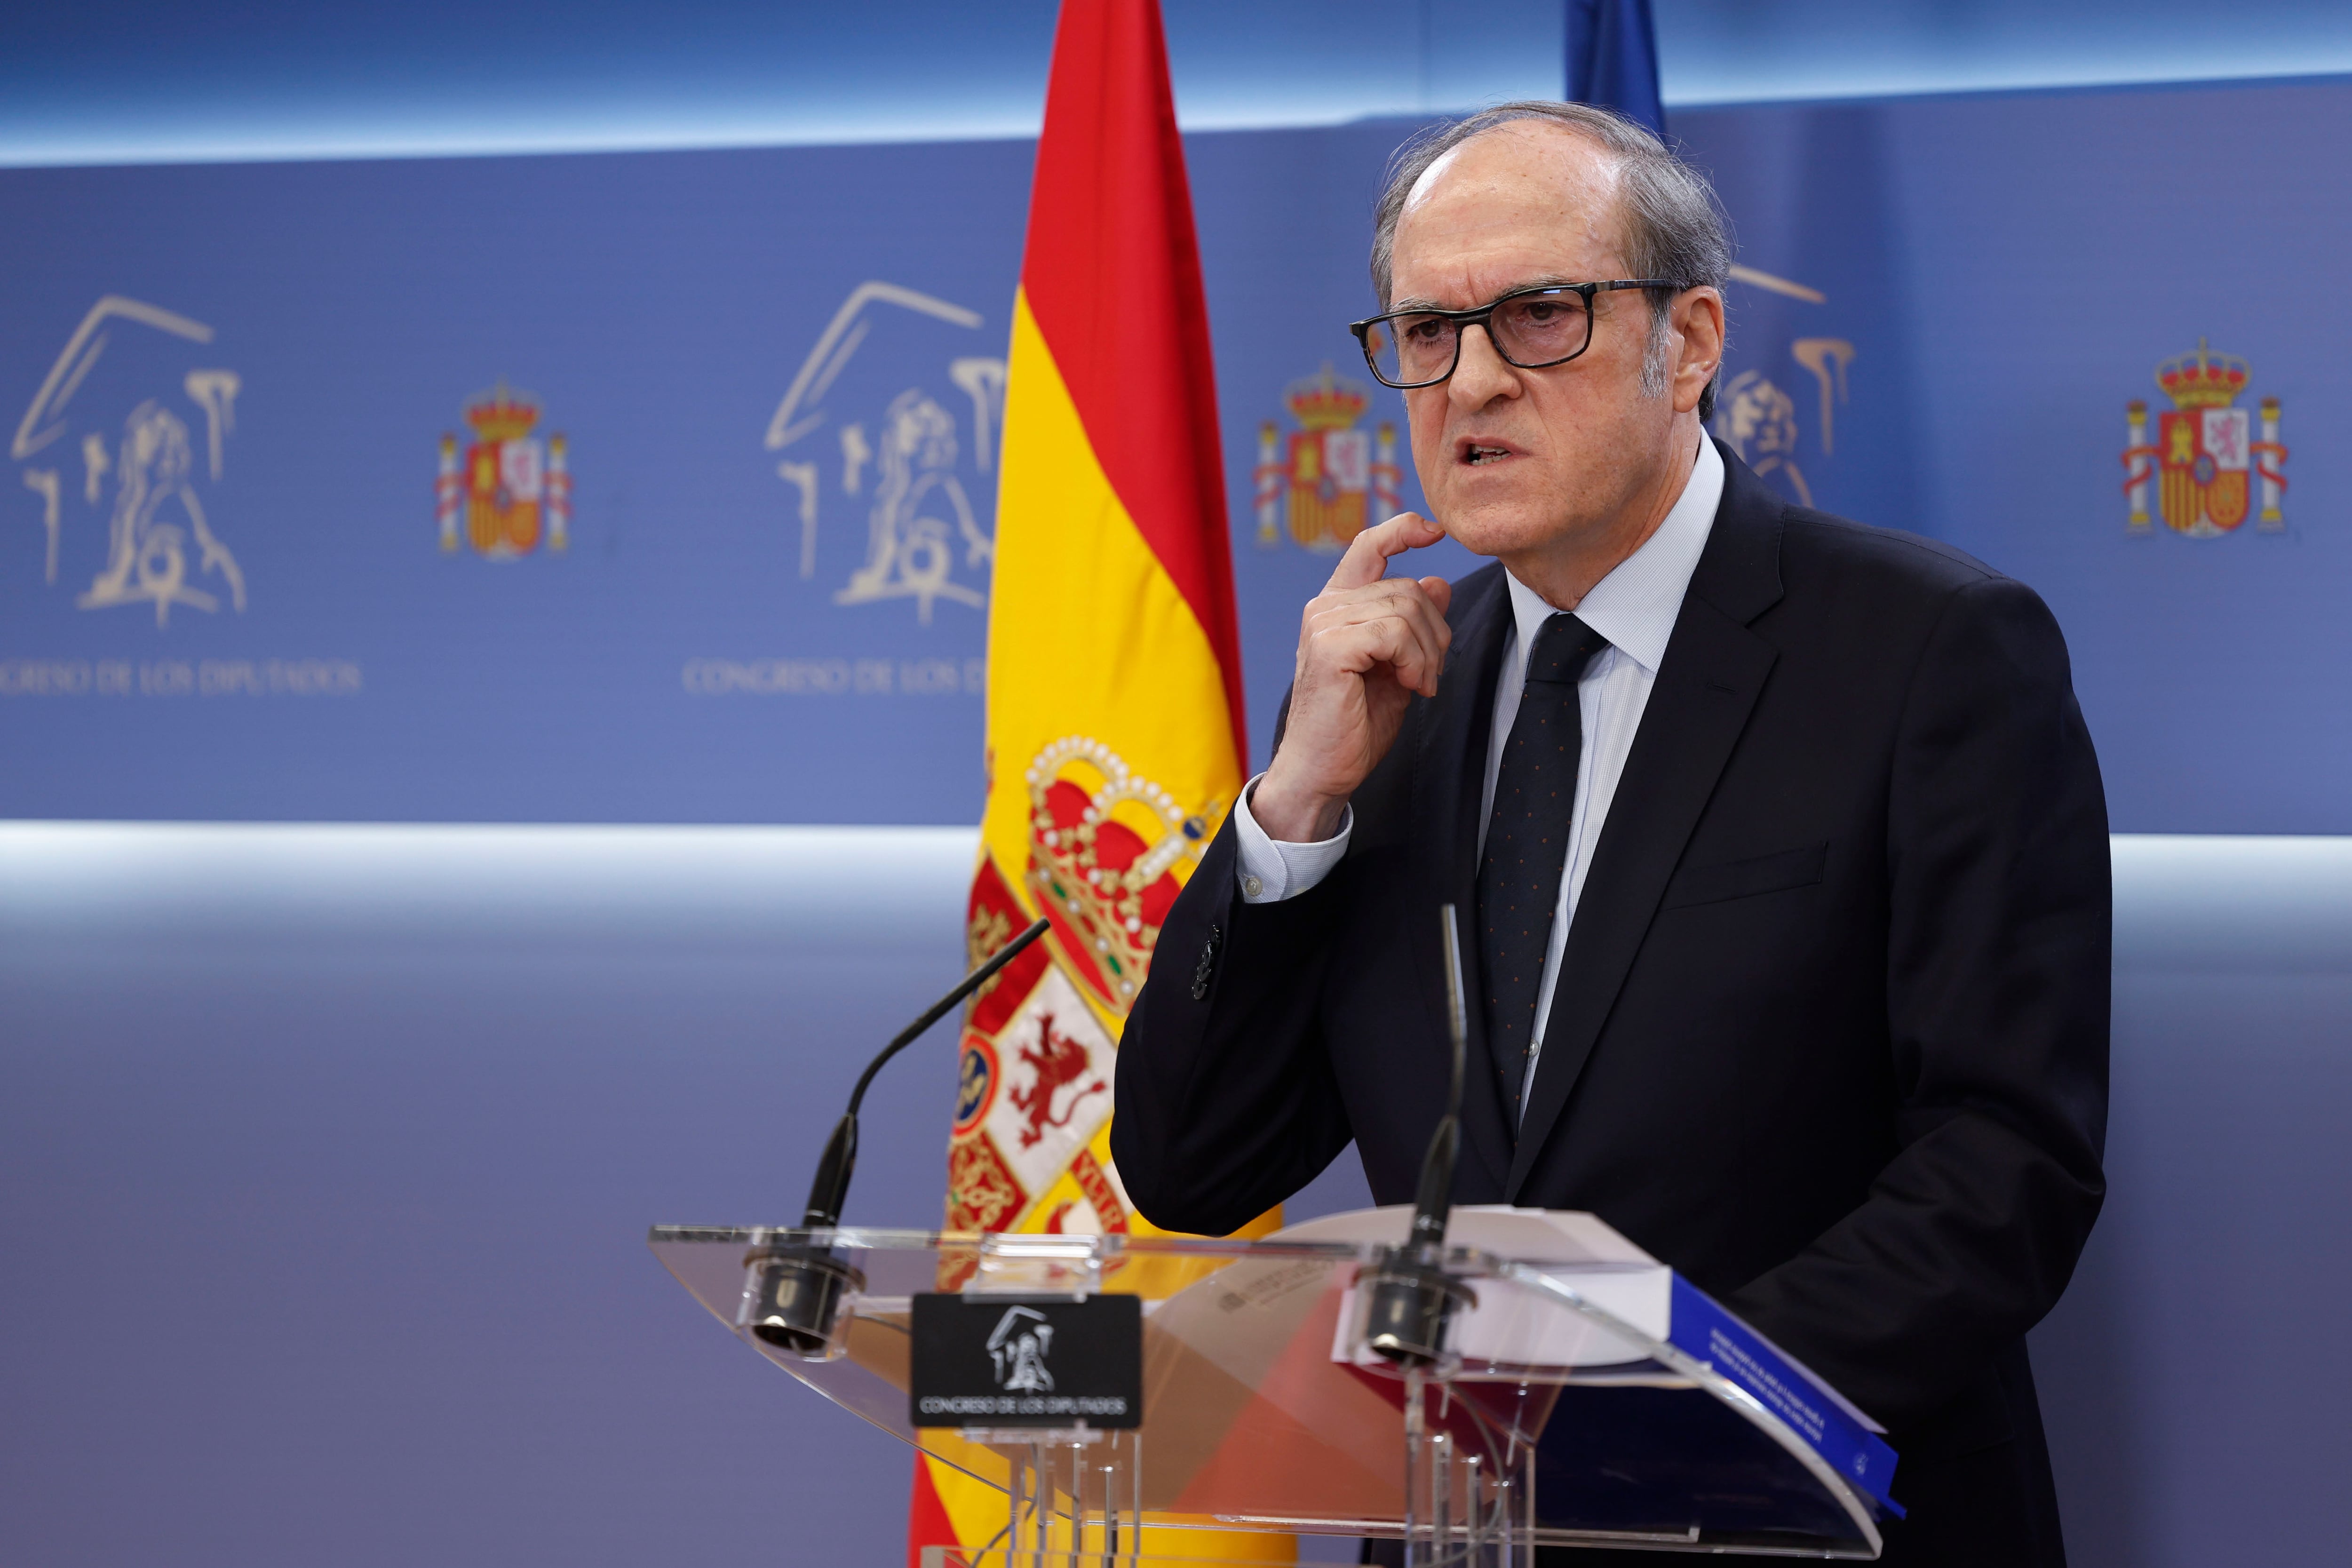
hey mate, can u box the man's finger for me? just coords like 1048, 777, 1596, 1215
1324, 511, 1447, 593
1308, 576, 1449, 644
1307, 597, 1450, 698
1355, 613, 1446, 698
1305, 578, 1453, 651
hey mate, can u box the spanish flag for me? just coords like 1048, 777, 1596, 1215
908, 0, 1279, 1560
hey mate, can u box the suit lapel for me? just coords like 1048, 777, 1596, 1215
1505, 447, 1788, 1199
1409, 564, 1513, 1197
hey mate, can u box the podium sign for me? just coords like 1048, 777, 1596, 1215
911, 1294, 1144, 1430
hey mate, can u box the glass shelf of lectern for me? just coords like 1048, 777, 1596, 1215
648, 1226, 1885, 1560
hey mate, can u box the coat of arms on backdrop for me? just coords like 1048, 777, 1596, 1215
437, 380, 569, 558
2121, 339, 2286, 537
1252, 364, 1401, 552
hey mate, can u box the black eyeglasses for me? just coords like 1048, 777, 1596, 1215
1349, 280, 1675, 389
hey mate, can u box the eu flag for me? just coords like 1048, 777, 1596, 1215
1565, 0, 1665, 137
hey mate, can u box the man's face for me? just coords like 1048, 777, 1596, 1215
1387, 123, 1684, 563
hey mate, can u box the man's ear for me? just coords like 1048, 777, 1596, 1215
1673, 287, 1726, 415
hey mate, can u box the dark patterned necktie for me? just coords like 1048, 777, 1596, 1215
1477, 612, 1610, 1125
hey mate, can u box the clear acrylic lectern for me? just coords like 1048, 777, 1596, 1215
648, 1223, 1894, 1563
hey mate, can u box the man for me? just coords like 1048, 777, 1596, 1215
1111, 102, 2108, 1565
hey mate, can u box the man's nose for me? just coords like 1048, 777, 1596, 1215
1448, 323, 1518, 408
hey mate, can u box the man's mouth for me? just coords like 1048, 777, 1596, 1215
1460, 441, 1515, 466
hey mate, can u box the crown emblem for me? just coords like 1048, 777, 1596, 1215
2154, 338, 2249, 410
462, 379, 542, 442
1024, 736, 1223, 1017
1284, 364, 1369, 431
2122, 337, 2285, 538
438, 378, 569, 558
1255, 364, 1398, 554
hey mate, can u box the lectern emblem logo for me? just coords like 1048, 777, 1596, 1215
2120, 339, 2287, 536
986, 1305, 1055, 1393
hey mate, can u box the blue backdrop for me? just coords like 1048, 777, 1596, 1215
4, 76, 2344, 829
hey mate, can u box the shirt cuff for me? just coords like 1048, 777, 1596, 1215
1232, 772, 1352, 903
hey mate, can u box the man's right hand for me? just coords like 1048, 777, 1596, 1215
1251, 512, 1453, 843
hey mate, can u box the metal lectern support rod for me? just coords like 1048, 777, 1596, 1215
1401, 1367, 1425, 1566
1430, 1429, 1454, 1562
1031, 1438, 1049, 1564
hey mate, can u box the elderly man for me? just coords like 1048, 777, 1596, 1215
1112, 102, 2108, 1565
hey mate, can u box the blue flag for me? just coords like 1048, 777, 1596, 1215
1566, 0, 1665, 137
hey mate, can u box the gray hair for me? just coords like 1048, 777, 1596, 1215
1369, 101, 1733, 422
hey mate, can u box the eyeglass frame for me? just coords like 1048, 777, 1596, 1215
1348, 279, 1679, 390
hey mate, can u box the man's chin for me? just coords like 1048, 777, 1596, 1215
1435, 506, 1562, 560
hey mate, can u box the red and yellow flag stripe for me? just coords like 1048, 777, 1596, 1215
913, 1, 1281, 1561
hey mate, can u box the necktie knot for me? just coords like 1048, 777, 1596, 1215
1525, 613, 1610, 685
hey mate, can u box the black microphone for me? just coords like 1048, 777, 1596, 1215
745, 915, 1051, 1356
1361, 903, 1477, 1367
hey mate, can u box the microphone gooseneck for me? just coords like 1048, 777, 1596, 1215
1407, 905, 1470, 1254
1362, 903, 1476, 1368
747, 914, 1051, 1356
798, 915, 1051, 1229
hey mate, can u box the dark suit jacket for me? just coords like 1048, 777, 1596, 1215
1111, 444, 2110, 1565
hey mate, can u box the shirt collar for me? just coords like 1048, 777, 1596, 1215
1502, 434, 1723, 676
